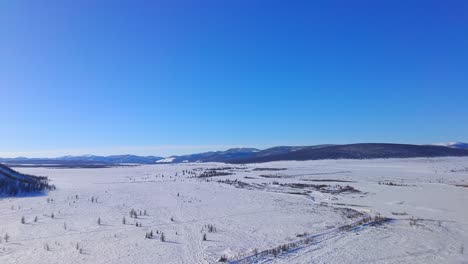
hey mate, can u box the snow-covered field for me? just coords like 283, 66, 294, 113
1, 158, 467, 264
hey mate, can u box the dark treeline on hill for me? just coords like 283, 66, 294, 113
155, 143, 468, 164
0, 164, 55, 196
228, 143, 468, 164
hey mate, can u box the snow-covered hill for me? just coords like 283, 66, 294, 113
0, 164, 55, 196
155, 148, 260, 163
435, 142, 468, 149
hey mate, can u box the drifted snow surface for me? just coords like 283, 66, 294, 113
156, 157, 176, 163
0, 158, 467, 263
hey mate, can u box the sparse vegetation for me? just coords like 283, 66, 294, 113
391, 212, 408, 216
129, 209, 138, 218
145, 230, 154, 239
198, 169, 233, 178
378, 181, 410, 187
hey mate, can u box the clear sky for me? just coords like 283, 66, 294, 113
1, 0, 467, 157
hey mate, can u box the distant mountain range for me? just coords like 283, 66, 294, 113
0, 155, 163, 167
155, 143, 468, 164
1, 143, 468, 166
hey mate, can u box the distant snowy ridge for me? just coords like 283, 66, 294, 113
156, 157, 176, 163
433, 142, 468, 149
154, 148, 261, 164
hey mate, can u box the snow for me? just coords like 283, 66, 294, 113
1, 157, 467, 263
156, 157, 176, 163
434, 142, 468, 149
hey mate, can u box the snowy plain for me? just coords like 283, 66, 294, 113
1, 157, 467, 264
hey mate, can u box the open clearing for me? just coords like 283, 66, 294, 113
1, 157, 468, 263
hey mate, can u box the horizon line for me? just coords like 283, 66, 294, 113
0, 141, 464, 159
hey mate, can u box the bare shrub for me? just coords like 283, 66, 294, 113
218, 255, 228, 262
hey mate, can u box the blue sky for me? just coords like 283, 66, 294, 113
1, 0, 467, 157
